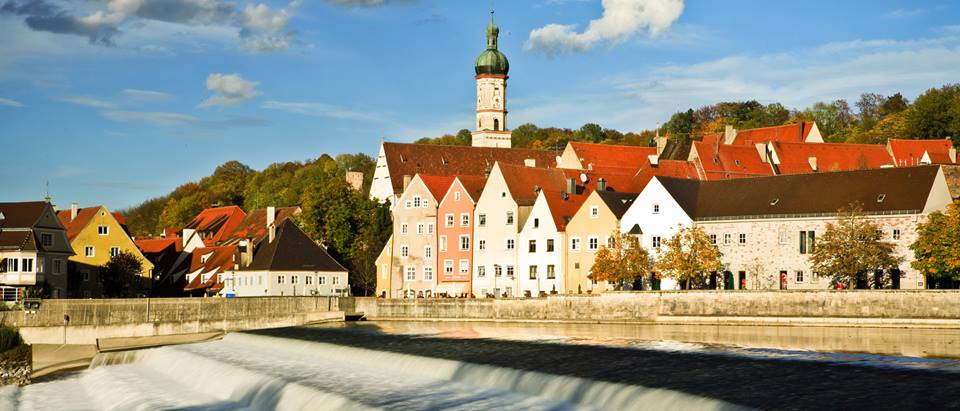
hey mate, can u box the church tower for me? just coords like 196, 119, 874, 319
472, 11, 512, 148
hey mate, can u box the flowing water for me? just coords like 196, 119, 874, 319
3, 321, 959, 410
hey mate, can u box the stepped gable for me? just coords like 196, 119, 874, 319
382, 142, 557, 195
771, 141, 894, 174
246, 219, 347, 272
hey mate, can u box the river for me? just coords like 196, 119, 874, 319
3, 321, 960, 410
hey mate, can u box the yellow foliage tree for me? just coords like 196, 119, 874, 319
588, 231, 653, 289
655, 226, 724, 289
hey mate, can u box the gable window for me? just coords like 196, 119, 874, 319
423, 267, 434, 281
41, 233, 53, 247
445, 260, 454, 274
406, 266, 416, 281
652, 204, 660, 214
799, 231, 816, 254
529, 265, 538, 280
461, 213, 470, 227
533, 218, 539, 228
588, 236, 599, 251
528, 240, 537, 253
413, 196, 422, 208
404, 201, 412, 209
110, 247, 120, 257
478, 213, 487, 227
454, 191, 461, 201
478, 239, 486, 251
547, 265, 556, 279
85, 246, 95, 257
400, 245, 409, 257
547, 239, 555, 252
738, 233, 746, 245
98, 225, 108, 235
506, 211, 514, 225
590, 206, 599, 218
506, 239, 515, 250
892, 229, 901, 240
459, 260, 469, 274
445, 214, 455, 227
570, 237, 581, 251
460, 235, 470, 251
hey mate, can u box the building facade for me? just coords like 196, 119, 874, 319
0, 201, 73, 300
436, 176, 486, 296
472, 12, 511, 148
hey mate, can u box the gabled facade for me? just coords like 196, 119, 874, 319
57, 204, 154, 297
565, 191, 637, 293
0, 201, 73, 300
516, 190, 582, 296
436, 176, 486, 296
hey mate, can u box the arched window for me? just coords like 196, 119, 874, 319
478, 120, 482, 129
494, 118, 499, 131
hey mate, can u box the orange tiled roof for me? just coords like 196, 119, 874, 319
183, 206, 246, 246
56, 207, 101, 242
888, 138, 956, 165
731, 122, 815, 146
453, 175, 487, 203
693, 141, 774, 180
498, 163, 568, 206
771, 141, 895, 174
221, 206, 300, 245
418, 175, 457, 202
184, 245, 237, 292
542, 190, 589, 231
568, 142, 656, 170
135, 238, 181, 254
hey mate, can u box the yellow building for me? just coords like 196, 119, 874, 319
58, 204, 154, 297
564, 191, 637, 294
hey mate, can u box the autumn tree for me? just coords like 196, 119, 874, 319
809, 204, 904, 289
588, 231, 653, 290
655, 226, 724, 289
101, 250, 145, 298
910, 202, 960, 289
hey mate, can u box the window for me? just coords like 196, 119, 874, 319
529, 265, 538, 280
461, 213, 470, 227
413, 196, 422, 208
459, 260, 469, 274
97, 225, 108, 235
428, 223, 434, 234
723, 234, 732, 245
332, 276, 340, 285
20, 258, 33, 273
588, 237, 599, 251
424, 246, 432, 258
460, 235, 470, 251
892, 229, 901, 240
478, 266, 486, 277
381, 265, 388, 280
494, 265, 502, 277
799, 231, 816, 254
778, 229, 788, 244
478, 239, 486, 250
709, 234, 717, 245
607, 236, 615, 248
400, 245, 409, 257
406, 267, 416, 281
318, 276, 326, 285
506, 265, 514, 277
84, 246, 95, 257
528, 240, 537, 253
506, 211, 514, 225
570, 237, 581, 251
53, 259, 63, 274
445, 214, 455, 227
796, 271, 804, 282
291, 275, 299, 284
652, 236, 661, 249
439, 236, 447, 252
306, 276, 313, 285
590, 206, 599, 218
738, 233, 746, 245
41, 233, 53, 247
533, 218, 539, 228
454, 191, 461, 201
278, 275, 284, 284
110, 247, 120, 257
404, 201, 412, 209
652, 204, 660, 214
444, 260, 454, 274
417, 223, 424, 235
506, 239, 515, 250
423, 267, 434, 281
547, 239, 555, 252
494, 118, 500, 131
401, 223, 408, 235
478, 213, 487, 227
547, 265, 556, 279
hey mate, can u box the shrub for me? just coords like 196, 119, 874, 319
0, 324, 23, 352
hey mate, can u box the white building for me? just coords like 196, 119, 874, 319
516, 190, 578, 297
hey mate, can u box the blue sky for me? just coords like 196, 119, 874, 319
1, 0, 958, 210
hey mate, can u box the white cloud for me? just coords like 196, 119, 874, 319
103, 110, 200, 125
56, 95, 117, 109
200, 73, 260, 107
884, 8, 926, 19
122, 88, 172, 102
261, 100, 378, 121
240, 1, 300, 52
0, 97, 24, 107
526, 0, 684, 54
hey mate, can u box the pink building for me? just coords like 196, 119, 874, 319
436, 176, 487, 297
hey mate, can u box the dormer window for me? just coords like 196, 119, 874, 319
877, 194, 886, 203
399, 155, 407, 163
770, 198, 780, 206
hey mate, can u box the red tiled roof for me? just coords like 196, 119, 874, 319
693, 141, 774, 180
542, 190, 589, 231
498, 163, 568, 206
382, 142, 558, 195
453, 175, 487, 203
135, 238, 180, 254
731, 122, 815, 146
568, 142, 656, 170
222, 206, 300, 245
888, 139, 956, 165
184, 245, 237, 292
418, 175, 457, 202
183, 206, 246, 246
112, 212, 126, 226
771, 141, 894, 174
56, 207, 101, 242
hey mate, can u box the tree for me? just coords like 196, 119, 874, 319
588, 231, 653, 289
856, 93, 887, 129
101, 250, 145, 298
796, 100, 854, 142
663, 109, 695, 140
809, 204, 904, 289
655, 226, 724, 289
743, 258, 774, 290
906, 84, 960, 145
910, 202, 960, 289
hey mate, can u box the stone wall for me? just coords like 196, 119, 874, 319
0, 345, 31, 386
0, 297, 342, 345
351, 291, 960, 327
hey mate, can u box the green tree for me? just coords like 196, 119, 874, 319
906, 84, 960, 146
203, 160, 253, 206
588, 231, 653, 289
576, 123, 604, 143
663, 109, 695, 140
809, 204, 904, 289
910, 202, 960, 289
796, 100, 855, 142
655, 226, 724, 289
101, 250, 145, 298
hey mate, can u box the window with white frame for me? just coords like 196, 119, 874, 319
278, 275, 284, 284
547, 239, 555, 252
892, 229, 901, 240
422, 199, 429, 208
547, 264, 556, 279
84, 246, 95, 257
406, 266, 416, 281
460, 235, 470, 251
588, 236, 599, 251
478, 239, 486, 250
738, 233, 746, 245
506, 239, 515, 250
652, 236, 661, 249
428, 223, 434, 234
400, 245, 409, 257
401, 223, 408, 235
477, 266, 486, 277
440, 236, 448, 251
799, 230, 816, 254
506, 211, 514, 225
459, 259, 469, 274
528, 240, 536, 253
724, 234, 732, 245
653, 203, 660, 214
506, 265, 514, 277
413, 196, 422, 208
478, 213, 486, 227
417, 223, 424, 235
333, 276, 341, 285
795, 270, 804, 282
319, 276, 326, 285
590, 206, 599, 218
404, 200, 412, 209
570, 237, 581, 251
423, 267, 434, 280
110, 247, 120, 257
454, 191, 461, 201
494, 265, 502, 277
424, 246, 432, 258
20, 258, 33, 273
444, 260, 454, 273
461, 213, 470, 227
98, 225, 108, 235
306, 276, 313, 285
709, 234, 717, 245
529, 265, 538, 280
445, 214, 455, 227
291, 275, 299, 284
778, 229, 788, 244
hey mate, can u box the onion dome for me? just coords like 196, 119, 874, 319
475, 12, 509, 76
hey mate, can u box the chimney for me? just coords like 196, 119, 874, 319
724, 125, 737, 145
597, 178, 607, 192
808, 156, 818, 172
70, 202, 78, 221
267, 206, 276, 243
565, 178, 576, 195
402, 174, 413, 191
524, 158, 536, 167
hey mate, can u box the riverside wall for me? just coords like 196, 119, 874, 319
350, 291, 960, 328
0, 297, 343, 345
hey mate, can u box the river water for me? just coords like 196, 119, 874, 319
3, 321, 959, 410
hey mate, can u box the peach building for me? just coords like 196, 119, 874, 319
436, 176, 487, 296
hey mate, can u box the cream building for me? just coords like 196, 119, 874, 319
565, 190, 637, 294
516, 190, 583, 297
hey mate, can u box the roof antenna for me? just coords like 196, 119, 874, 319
44, 180, 51, 203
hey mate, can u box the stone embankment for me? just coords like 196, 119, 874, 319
0, 346, 31, 386
350, 290, 960, 328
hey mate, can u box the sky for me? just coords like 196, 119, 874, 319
1, 0, 959, 211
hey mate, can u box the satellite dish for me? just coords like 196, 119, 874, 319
580, 173, 588, 183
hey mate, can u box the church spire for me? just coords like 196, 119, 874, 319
486, 10, 499, 50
